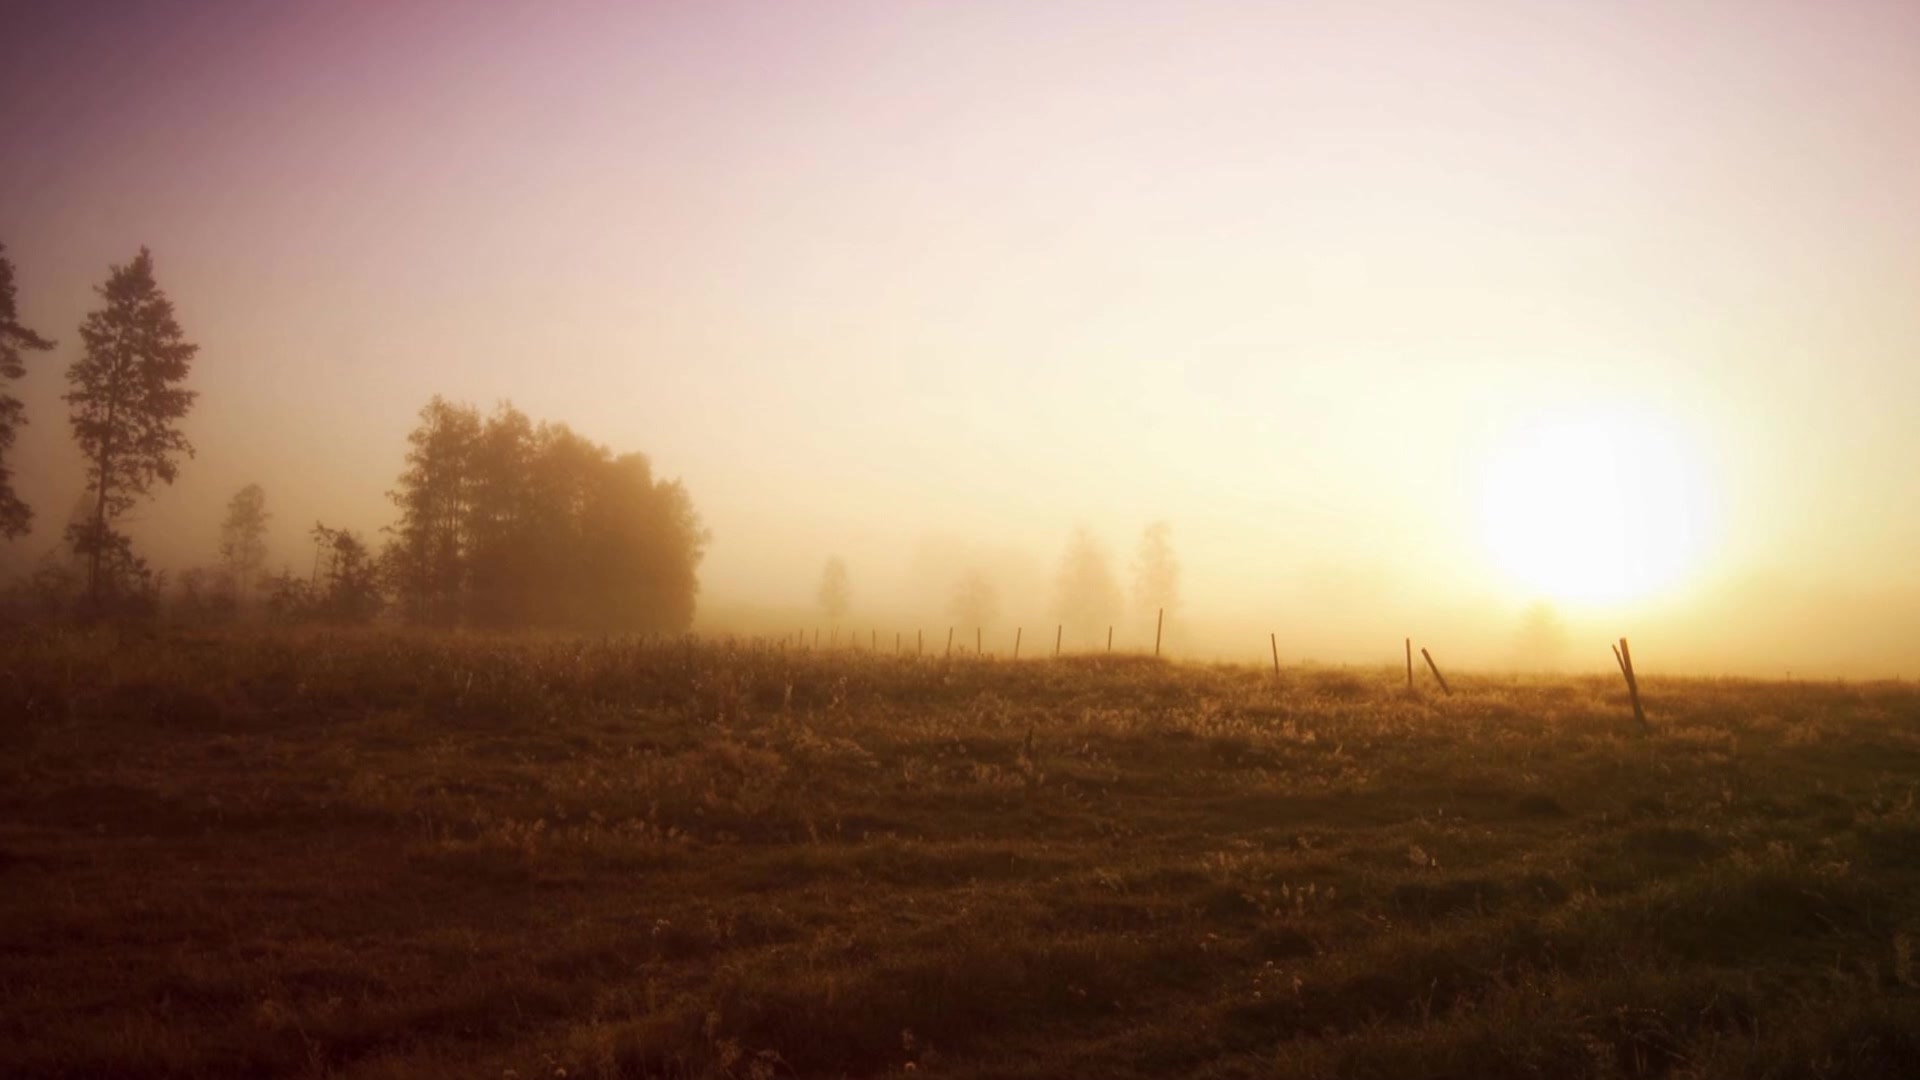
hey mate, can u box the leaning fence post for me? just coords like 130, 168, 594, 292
1421, 647, 1451, 696
1014, 627, 1022, 659
1270, 632, 1280, 676
1155, 607, 1163, 658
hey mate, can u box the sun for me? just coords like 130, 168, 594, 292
1477, 406, 1716, 607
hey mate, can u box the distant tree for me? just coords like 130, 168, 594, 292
1052, 525, 1123, 646
386, 397, 480, 623
1514, 601, 1570, 670
311, 522, 382, 623
948, 569, 999, 632
261, 568, 314, 624
1131, 520, 1181, 624
1, 244, 56, 540
64, 248, 198, 610
386, 397, 707, 632
0, 547, 79, 624
817, 556, 851, 626
172, 566, 235, 624
571, 448, 705, 632
218, 483, 270, 609
463, 404, 536, 626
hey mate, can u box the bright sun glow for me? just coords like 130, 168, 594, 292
1478, 407, 1716, 607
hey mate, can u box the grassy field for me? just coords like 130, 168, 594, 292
3, 631, 1918, 1078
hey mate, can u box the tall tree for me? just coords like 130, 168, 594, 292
218, 483, 270, 608
579, 451, 706, 632
1052, 525, 1123, 646
817, 556, 851, 626
64, 248, 198, 607
385, 396, 479, 623
464, 404, 536, 625
0, 243, 56, 540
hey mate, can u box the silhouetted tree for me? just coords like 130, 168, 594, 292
218, 483, 270, 609
464, 404, 536, 625
817, 556, 851, 627
0, 547, 79, 625
311, 522, 382, 623
386, 397, 479, 623
64, 249, 197, 611
579, 452, 706, 632
1052, 526, 1123, 646
8, 490, 101, 622
261, 568, 313, 624
385, 397, 707, 632
172, 566, 235, 624
1131, 520, 1181, 625
0, 243, 55, 540
948, 569, 999, 633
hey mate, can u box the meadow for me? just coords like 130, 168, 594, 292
2, 630, 1918, 1079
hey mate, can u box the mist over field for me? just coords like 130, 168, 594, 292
3, 1, 1919, 674
5, 6, 1920, 1078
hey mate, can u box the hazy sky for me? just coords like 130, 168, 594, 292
3, 1, 1917, 673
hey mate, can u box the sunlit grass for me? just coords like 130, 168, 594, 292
1, 630, 1917, 1077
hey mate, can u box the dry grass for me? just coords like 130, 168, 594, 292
2, 629, 1918, 1077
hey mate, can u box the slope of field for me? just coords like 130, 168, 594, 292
3, 631, 1918, 1078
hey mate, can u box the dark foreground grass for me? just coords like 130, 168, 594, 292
3, 630, 1918, 1078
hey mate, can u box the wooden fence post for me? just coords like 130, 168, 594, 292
1055, 625, 1062, 657
1014, 627, 1022, 659
946, 627, 953, 658
1270, 632, 1280, 676
1421, 647, 1451, 696
1107, 626, 1113, 653
1616, 637, 1649, 733
1155, 607, 1163, 658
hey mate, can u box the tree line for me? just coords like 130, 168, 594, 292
0, 244, 708, 631
812, 520, 1183, 651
